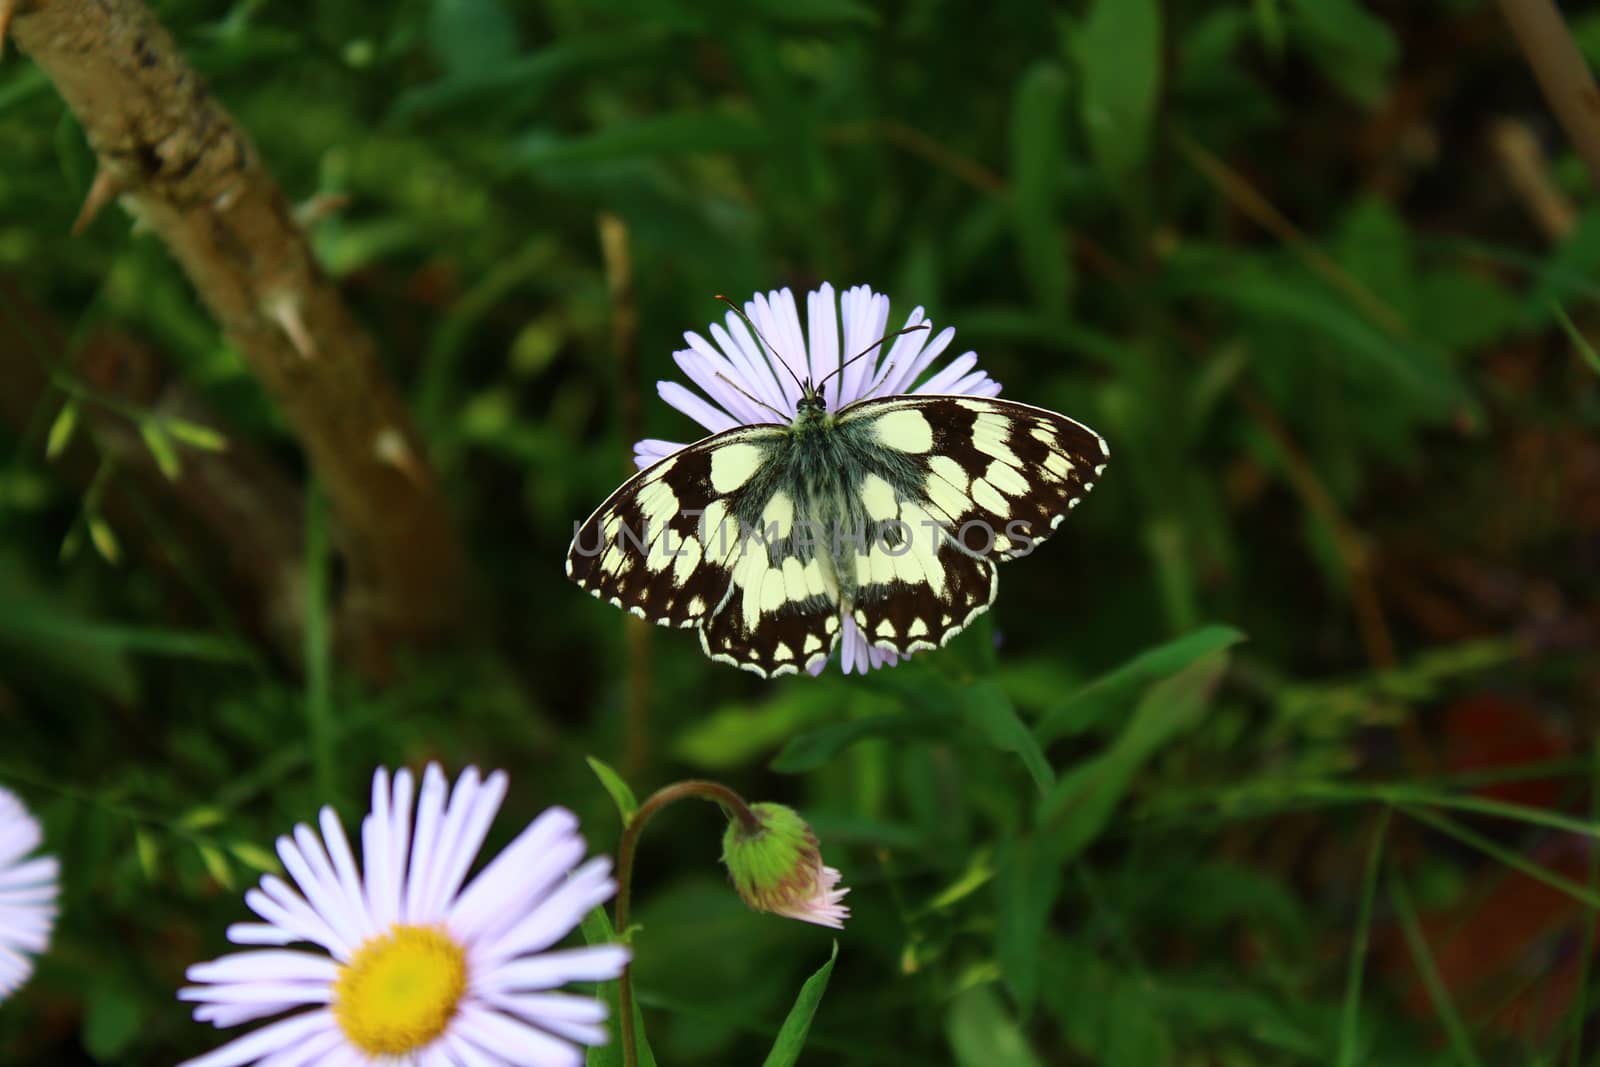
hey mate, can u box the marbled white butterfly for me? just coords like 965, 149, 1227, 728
566, 296, 1108, 678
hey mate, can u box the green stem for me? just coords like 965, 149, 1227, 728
616, 780, 761, 1067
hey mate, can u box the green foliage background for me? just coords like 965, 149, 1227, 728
3, 0, 1600, 1063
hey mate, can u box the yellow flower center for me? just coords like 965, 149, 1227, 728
333, 924, 468, 1056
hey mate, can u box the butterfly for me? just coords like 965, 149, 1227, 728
566, 305, 1108, 678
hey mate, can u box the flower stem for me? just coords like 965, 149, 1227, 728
615, 780, 760, 1067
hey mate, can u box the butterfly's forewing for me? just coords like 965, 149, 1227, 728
565, 425, 788, 629
837, 394, 1108, 560
834, 394, 1107, 656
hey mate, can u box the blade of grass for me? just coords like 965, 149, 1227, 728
1337, 807, 1391, 1067
1551, 300, 1600, 376
1390, 874, 1484, 1067
304, 484, 333, 798
1400, 805, 1600, 910
1569, 734, 1600, 1067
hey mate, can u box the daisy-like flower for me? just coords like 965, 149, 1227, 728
0, 786, 59, 1002
179, 765, 628, 1067
721, 802, 849, 930
635, 283, 1002, 675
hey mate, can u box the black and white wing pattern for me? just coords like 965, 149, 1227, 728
832, 394, 1108, 657
565, 425, 843, 678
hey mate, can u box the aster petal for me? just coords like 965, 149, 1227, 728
226, 923, 298, 947
255, 1023, 346, 1067
657, 381, 739, 436
476, 857, 615, 964
633, 438, 685, 470
187, 951, 339, 985
806, 283, 840, 405
448, 807, 583, 944
179, 982, 333, 1007
272, 837, 356, 957
876, 324, 955, 397
911, 350, 980, 395
441, 1030, 512, 1067
174, 1009, 336, 1067
0, 854, 56, 891
748, 289, 807, 408
713, 319, 790, 416
453, 1004, 583, 1067
862, 307, 928, 399
246, 880, 349, 959
316, 807, 373, 942
679, 334, 774, 425
404, 763, 451, 923
430, 769, 508, 917
487, 992, 609, 1047
474, 945, 630, 993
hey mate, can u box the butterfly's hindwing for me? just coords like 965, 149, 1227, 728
699, 527, 841, 678
565, 426, 787, 630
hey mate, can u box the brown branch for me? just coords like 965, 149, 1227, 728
9, 0, 464, 675
1495, 0, 1600, 193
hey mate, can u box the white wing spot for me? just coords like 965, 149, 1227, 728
873, 407, 935, 453
973, 413, 1021, 466
710, 442, 764, 493
971, 477, 1010, 516
985, 459, 1030, 497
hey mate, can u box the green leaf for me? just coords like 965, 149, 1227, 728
965, 682, 1053, 794
514, 113, 767, 168
586, 755, 639, 826
228, 841, 282, 875
1009, 62, 1072, 321
1039, 649, 1231, 843
1036, 625, 1244, 744
749, 0, 878, 27
946, 983, 1045, 1067
429, 0, 517, 78
46, 401, 79, 460
772, 713, 942, 773
140, 421, 182, 481
163, 418, 229, 452
994, 834, 1062, 1012
1285, 0, 1398, 106
580, 908, 658, 1067
198, 844, 235, 890
761, 942, 838, 1067
82, 977, 144, 1061
88, 516, 121, 565
134, 830, 160, 882
1074, 0, 1163, 179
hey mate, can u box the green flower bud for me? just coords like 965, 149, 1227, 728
721, 803, 849, 929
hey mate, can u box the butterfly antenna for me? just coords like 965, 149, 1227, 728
715, 293, 809, 394
715, 371, 789, 423
815, 322, 931, 394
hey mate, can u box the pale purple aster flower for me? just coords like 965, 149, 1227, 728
635, 283, 1002, 676
178, 764, 628, 1067
0, 786, 58, 1002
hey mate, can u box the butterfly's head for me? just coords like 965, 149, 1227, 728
796, 385, 827, 417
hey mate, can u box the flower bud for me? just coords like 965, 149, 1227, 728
721, 802, 849, 929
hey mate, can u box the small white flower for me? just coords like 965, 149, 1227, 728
0, 786, 59, 1003
636, 282, 1002, 676
179, 764, 628, 1067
